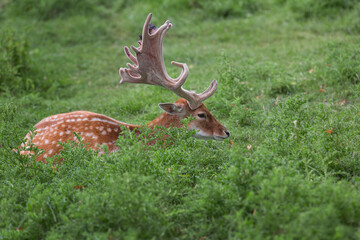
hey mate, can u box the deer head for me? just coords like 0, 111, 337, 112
119, 13, 230, 140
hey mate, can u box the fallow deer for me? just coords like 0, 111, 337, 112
19, 13, 230, 163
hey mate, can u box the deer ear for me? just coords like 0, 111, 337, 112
158, 103, 184, 115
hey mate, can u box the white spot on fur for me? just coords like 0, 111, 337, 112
99, 126, 104, 131
59, 132, 64, 136
91, 117, 121, 126
91, 117, 102, 121
45, 139, 49, 144
107, 128, 111, 132
48, 149, 53, 154
101, 130, 107, 135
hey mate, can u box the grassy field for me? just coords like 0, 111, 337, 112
1, 0, 360, 239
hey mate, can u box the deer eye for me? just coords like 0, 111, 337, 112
197, 113, 206, 119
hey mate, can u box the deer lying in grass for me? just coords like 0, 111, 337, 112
19, 13, 230, 163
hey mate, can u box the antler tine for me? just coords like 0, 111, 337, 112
119, 13, 217, 110
124, 47, 137, 65
199, 79, 218, 101
140, 13, 153, 43
175, 79, 218, 109
169, 61, 189, 89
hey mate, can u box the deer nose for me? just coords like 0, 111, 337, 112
225, 130, 230, 137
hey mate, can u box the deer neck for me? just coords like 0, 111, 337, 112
148, 112, 184, 128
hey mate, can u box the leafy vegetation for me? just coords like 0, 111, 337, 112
1, 0, 360, 239
0, 28, 30, 93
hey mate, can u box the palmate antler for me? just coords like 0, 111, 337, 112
119, 13, 217, 110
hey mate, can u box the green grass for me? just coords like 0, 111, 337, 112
1, 0, 360, 239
